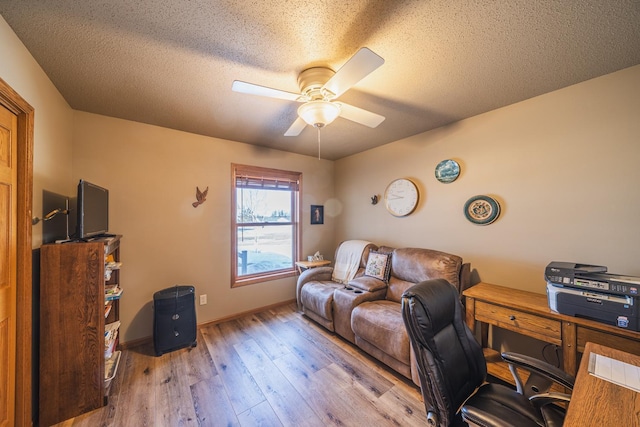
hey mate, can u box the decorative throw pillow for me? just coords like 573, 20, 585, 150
364, 250, 392, 282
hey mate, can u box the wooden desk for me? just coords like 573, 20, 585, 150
295, 260, 331, 274
464, 282, 640, 383
564, 342, 640, 426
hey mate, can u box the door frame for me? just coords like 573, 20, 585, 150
0, 77, 34, 426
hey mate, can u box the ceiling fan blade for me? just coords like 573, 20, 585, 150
284, 117, 308, 136
336, 102, 385, 128
232, 80, 301, 101
322, 47, 384, 98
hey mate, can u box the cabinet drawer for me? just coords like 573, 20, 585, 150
577, 327, 640, 354
475, 301, 562, 344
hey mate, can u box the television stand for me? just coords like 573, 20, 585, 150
40, 235, 124, 425
83, 233, 117, 242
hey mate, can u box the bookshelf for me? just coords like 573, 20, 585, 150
39, 235, 123, 426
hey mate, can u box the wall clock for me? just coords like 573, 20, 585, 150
384, 178, 419, 217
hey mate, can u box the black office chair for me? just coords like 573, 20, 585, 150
401, 279, 574, 427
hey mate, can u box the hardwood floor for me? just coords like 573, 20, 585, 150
53, 302, 426, 427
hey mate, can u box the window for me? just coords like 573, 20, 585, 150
231, 164, 301, 287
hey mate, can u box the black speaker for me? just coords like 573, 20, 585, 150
153, 285, 197, 356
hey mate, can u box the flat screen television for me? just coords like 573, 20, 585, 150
75, 179, 109, 239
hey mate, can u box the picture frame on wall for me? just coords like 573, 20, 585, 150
311, 205, 324, 224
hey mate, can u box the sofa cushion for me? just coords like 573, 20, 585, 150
364, 250, 392, 282
348, 275, 388, 292
386, 247, 463, 303
351, 300, 409, 364
386, 277, 418, 304
300, 281, 343, 320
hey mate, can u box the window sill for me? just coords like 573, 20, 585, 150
232, 269, 296, 287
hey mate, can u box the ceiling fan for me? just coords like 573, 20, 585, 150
232, 47, 385, 136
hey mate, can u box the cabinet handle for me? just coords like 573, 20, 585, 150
509, 315, 516, 321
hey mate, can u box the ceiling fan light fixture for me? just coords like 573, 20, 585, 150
297, 101, 341, 127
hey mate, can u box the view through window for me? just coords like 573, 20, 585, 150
232, 164, 301, 286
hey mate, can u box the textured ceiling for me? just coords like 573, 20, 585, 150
1, 1, 639, 160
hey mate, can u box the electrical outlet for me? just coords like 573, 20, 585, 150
199, 294, 207, 305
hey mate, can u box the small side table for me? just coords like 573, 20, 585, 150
295, 260, 331, 274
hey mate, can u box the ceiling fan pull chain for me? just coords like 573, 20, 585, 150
317, 125, 321, 160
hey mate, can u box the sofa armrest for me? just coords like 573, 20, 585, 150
296, 266, 334, 311
299, 266, 334, 283
333, 286, 387, 342
348, 276, 388, 292
459, 262, 471, 294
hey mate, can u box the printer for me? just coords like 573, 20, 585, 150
545, 261, 640, 331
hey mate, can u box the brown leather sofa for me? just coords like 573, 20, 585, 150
296, 243, 470, 385
296, 242, 379, 334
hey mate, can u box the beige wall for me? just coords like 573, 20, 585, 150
1, 14, 335, 344
72, 112, 336, 342
0, 16, 75, 247
4, 12, 640, 345
335, 65, 640, 295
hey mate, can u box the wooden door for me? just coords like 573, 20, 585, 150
0, 77, 34, 427
0, 103, 18, 427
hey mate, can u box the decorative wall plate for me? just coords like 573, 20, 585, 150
464, 195, 501, 225
435, 159, 460, 183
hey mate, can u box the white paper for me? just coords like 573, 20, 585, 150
588, 352, 640, 393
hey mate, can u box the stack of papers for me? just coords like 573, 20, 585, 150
588, 352, 640, 392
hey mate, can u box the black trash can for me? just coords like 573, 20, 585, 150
153, 285, 197, 356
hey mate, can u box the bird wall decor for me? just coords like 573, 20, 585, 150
192, 186, 208, 208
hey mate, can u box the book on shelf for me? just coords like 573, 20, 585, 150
106, 261, 122, 270
105, 350, 122, 388
105, 320, 120, 359
104, 258, 121, 281
105, 284, 123, 300
105, 320, 120, 335
105, 334, 118, 359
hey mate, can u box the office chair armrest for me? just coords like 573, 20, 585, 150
530, 392, 571, 427
502, 352, 576, 392
529, 392, 571, 408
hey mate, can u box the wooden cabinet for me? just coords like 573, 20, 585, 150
39, 236, 122, 426
464, 282, 640, 384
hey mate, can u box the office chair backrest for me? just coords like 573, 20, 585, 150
402, 279, 487, 426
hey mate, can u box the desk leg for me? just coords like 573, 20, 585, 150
480, 323, 489, 349
465, 297, 488, 347
465, 297, 476, 333
561, 321, 577, 375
